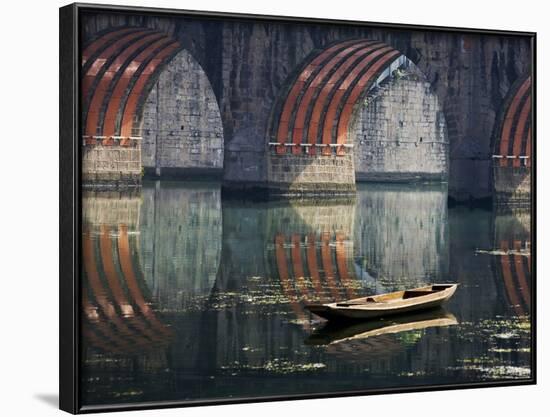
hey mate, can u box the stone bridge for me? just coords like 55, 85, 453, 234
79, 10, 532, 202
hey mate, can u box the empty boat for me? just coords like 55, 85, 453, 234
305, 284, 458, 321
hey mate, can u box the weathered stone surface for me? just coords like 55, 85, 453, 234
353, 65, 448, 181
141, 50, 224, 176
82, 145, 141, 187
267, 153, 356, 195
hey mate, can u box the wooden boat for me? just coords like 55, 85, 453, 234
305, 308, 457, 346
305, 283, 458, 321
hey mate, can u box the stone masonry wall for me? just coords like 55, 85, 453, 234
266, 153, 356, 195
353, 67, 448, 181
82, 145, 141, 187
141, 50, 224, 177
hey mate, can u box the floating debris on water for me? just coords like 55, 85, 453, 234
494, 332, 520, 340
475, 248, 530, 257
220, 360, 327, 375
489, 347, 530, 353
448, 364, 531, 380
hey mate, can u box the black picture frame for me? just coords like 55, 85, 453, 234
59, 3, 536, 414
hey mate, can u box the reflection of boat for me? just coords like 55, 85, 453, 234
305, 284, 458, 320
305, 308, 458, 346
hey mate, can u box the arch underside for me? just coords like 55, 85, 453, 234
81, 27, 182, 146
270, 40, 404, 157
493, 77, 532, 168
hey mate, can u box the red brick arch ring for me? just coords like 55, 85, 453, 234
493, 76, 532, 168
268, 39, 406, 156
81, 27, 185, 146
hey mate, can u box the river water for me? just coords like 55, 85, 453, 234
80, 181, 532, 407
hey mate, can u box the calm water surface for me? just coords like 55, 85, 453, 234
80, 181, 532, 406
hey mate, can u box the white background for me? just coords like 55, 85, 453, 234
0, 0, 546, 415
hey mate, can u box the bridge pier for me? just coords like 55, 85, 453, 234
266, 151, 356, 197
82, 144, 141, 188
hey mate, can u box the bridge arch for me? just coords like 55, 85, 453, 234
267, 40, 402, 156
266, 39, 448, 194
81, 27, 224, 185
491, 76, 532, 206
492, 76, 532, 168
82, 27, 182, 145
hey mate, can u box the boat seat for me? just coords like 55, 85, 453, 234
336, 297, 379, 307
402, 290, 436, 299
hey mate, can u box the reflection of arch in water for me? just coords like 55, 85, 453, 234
491, 210, 531, 317
492, 240, 531, 317
273, 232, 359, 329
264, 199, 360, 322
82, 225, 173, 354
267, 188, 450, 326
81, 191, 173, 354
274, 232, 357, 304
